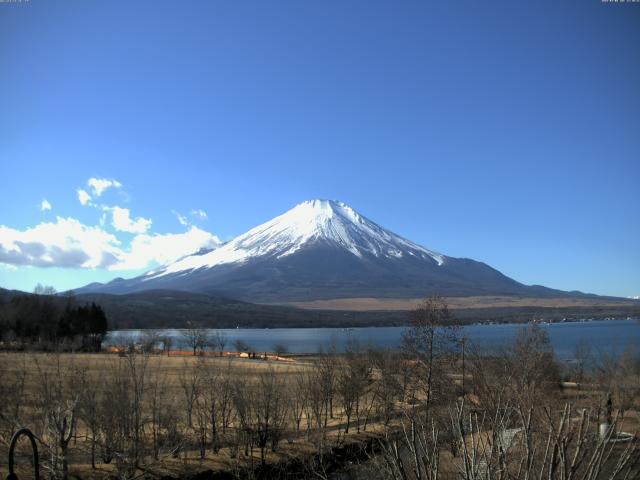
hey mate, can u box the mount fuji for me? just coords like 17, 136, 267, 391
77, 200, 580, 302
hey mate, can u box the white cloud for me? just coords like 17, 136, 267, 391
191, 209, 208, 220
0, 218, 221, 272
2, 181, 222, 273
77, 189, 92, 206
88, 177, 122, 197
172, 208, 208, 227
0, 217, 122, 269
172, 210, 189, 226
113, 226, 221, 271
111, 206, 152, 234
77, 178, 122, 207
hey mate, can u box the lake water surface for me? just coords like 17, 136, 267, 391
107, 319, 640, 359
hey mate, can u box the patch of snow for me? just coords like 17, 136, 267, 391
148, 199, 444, 278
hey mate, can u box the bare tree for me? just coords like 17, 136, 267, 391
370, 348, 402, 426
191, 358, 236, 459
467, 345, 513, 415
0, 353, 27, 442
506, 324, 560, 411
317, 347, 337, 423
336, 341, 372, 433
214, 359, 235, 435
92, 351, 151, 476
233, 338, 252, 353
77, 366, 103, 470
97, 363, 123, 466
231, 375, 254, 459
379, 411, 440, 480
140, 329, 161, 353
193, 379, 210, 459
134, 353, 149, 466
306, 365, 332, 456
179, 359, 203, 429
182, 321, 208, 356
199, 362, 220, 453
379, 398, 640, 480
248, 368, 289, 465
274, 343, 288, 357
34, 354, 80, 480
402, 296, 460, 419
596, 344, 640, 421
289, 370, 309, 436
210, 330, 227, 356
147, 359, 177, 460
96, 356, 138, 476
161, 335, 173, 356
573, 338, 593, 383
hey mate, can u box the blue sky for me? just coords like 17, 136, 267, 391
0, 0, 638, 297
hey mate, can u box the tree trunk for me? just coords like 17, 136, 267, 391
61, 445, 69, 480
211, 412, 219, 453
91, 435, 96, 469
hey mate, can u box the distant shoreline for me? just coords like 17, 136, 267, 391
108, 317, 640, 332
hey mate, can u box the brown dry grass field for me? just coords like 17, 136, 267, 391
277, 295, 638, 311
0, 351, 393, 479
0, 352, 311, 401
1, 348, 638, 480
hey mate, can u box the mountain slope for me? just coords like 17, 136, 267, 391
76, 200, 590, 302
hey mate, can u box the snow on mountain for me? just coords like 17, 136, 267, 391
146, 199, 444, 279
77, 199, 585, 302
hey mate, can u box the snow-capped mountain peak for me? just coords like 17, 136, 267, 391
147, 199, 444, 279
78, 199, 561, 302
